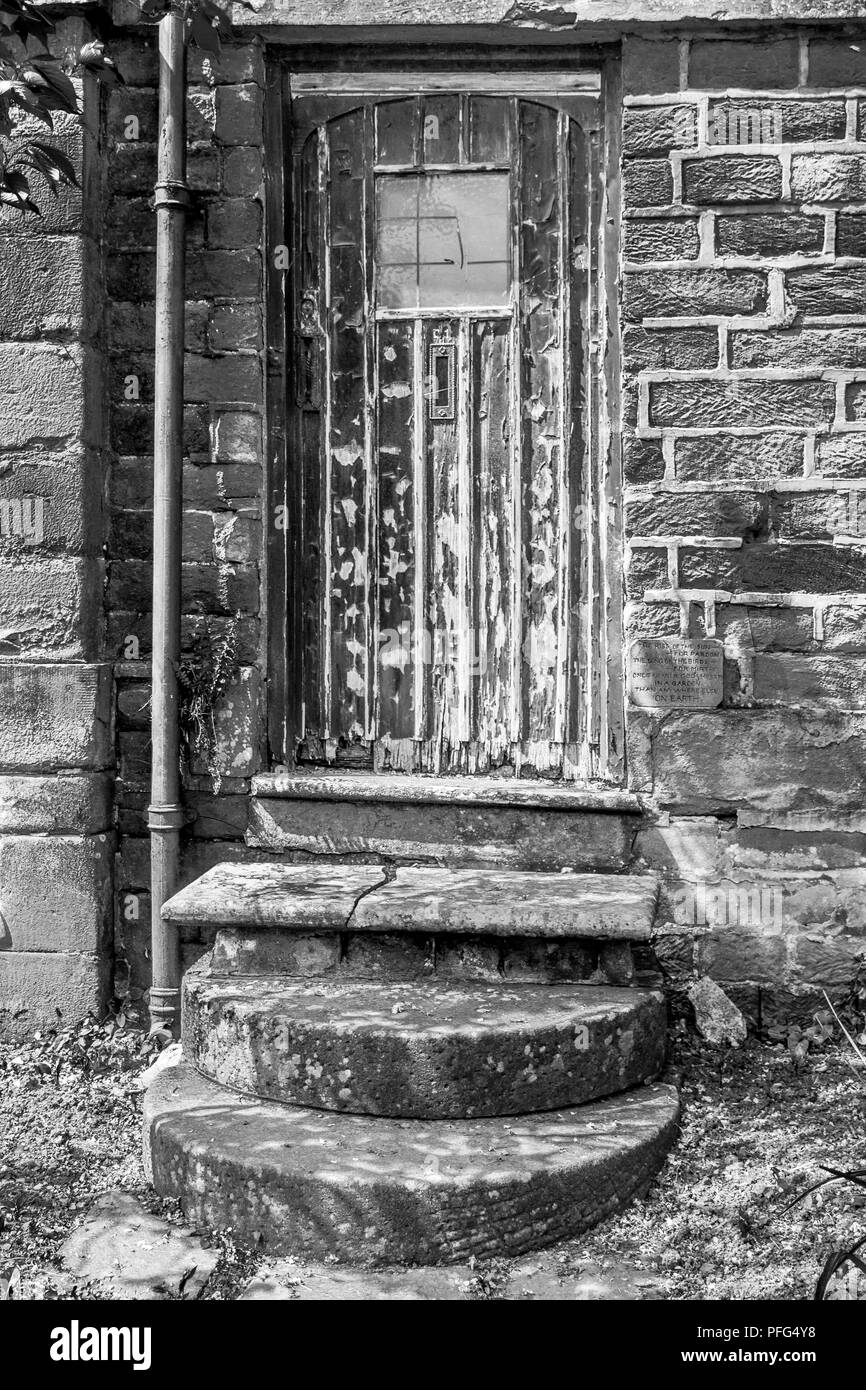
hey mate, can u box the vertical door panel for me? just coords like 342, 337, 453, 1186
376, 319, 416, 745
423, 316, 468, 768
472, 318, 517, 765
325, 108, 371, 741
518, 101, 566, 760
297, 129, 324, 739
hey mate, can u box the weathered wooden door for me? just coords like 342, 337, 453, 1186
285, 80, 616, 779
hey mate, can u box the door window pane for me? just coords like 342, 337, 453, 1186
377, 172, 510, 309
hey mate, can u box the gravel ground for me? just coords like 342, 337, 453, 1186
0, 1015, 863, 1300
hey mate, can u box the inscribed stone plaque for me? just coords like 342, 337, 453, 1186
627, 638, 723, 710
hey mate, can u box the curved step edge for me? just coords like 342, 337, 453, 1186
144, 1061, 680, 1267
182, 973, 668, 1118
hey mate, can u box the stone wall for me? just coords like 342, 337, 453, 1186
0, 16, 114, 1037
106, 32, 270, 1018
4, 17, 865, 1035
622, 30, 866, 1024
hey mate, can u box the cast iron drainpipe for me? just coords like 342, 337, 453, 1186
148, 9, 188, 1036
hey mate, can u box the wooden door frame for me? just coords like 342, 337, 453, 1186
263, 47, 624, 783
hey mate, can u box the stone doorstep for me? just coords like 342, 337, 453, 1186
144, 1061, 680, 1266
162, 863, 659, 940
251, 771, 643, 814
182, 971, 667, 1118
247, 781, 641, 871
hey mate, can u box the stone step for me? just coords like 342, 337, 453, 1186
248, 772, 642, 871
144, 1060, 679, 1266
163, 863, 658, 942
183, 969, 667, 1117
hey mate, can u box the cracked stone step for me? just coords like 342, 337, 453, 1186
183, 969, 667, 1117
162, 863, 658, 941
144, 1061, 679, 1266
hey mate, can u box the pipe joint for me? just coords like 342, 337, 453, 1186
154, 179, 190, 211
148, 802, 187, 832
149, 986, 182, 1032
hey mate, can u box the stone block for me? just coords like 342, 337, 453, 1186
0, 556, 102, 659
625, 546, 669, 598
771, 492, 850, 540
649, 379, 835, 430
0, 833, 112, 953
626, 491, 768, 539
794, 933, 865, 988
0, 775, 111, 834
0, 662, 111, 772
215, 84, 263, 145
0, 234, 92, 340
0, 950, 109, 1037
731, 328, 866, 370
809, 38, 866, 88
623, 436, 666, 485
0, 345, 98, 449
623, 105, 697, 156
623, 159, 673, 208
697, 925, 787, 983
836, 211, 866, 258
623, 325, 717, 372
183, 352, 261, 405
0, 455, 104, 559
206, 198, 262, 250
786, 267, 866, 316
622, 38, 681, 96
222, 146, 263, 196
717, 214, 824, 260
792, 155, 866, 202
624, 217, 700, 263
641, 708, 866, 812
674, 434, 803, 482
683, 156, 782, 205
709, 97, 845, 145
624, 269, 767, 322
689, 38, 799, 90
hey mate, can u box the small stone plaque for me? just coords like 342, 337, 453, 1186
627, 638, 723, 710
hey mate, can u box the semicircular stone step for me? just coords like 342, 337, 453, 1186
183, 968, 666, 1118
145, 1061, 679, 1266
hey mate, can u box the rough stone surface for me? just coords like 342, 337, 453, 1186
0, 950, 109, 1038
62, 1191, 218, 1299
353, 868, 658, 939
164, 863, 658, 940
183, 969, 667, 1117
0, 834, 112, 953
144, 1061, 679, 1266
687, 977, 748, 1046
162, 863, 387, 931
208, 926, 638, 987
248, 795, 636, 871
0, 775, 111, 834
0, 663, 111, 772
